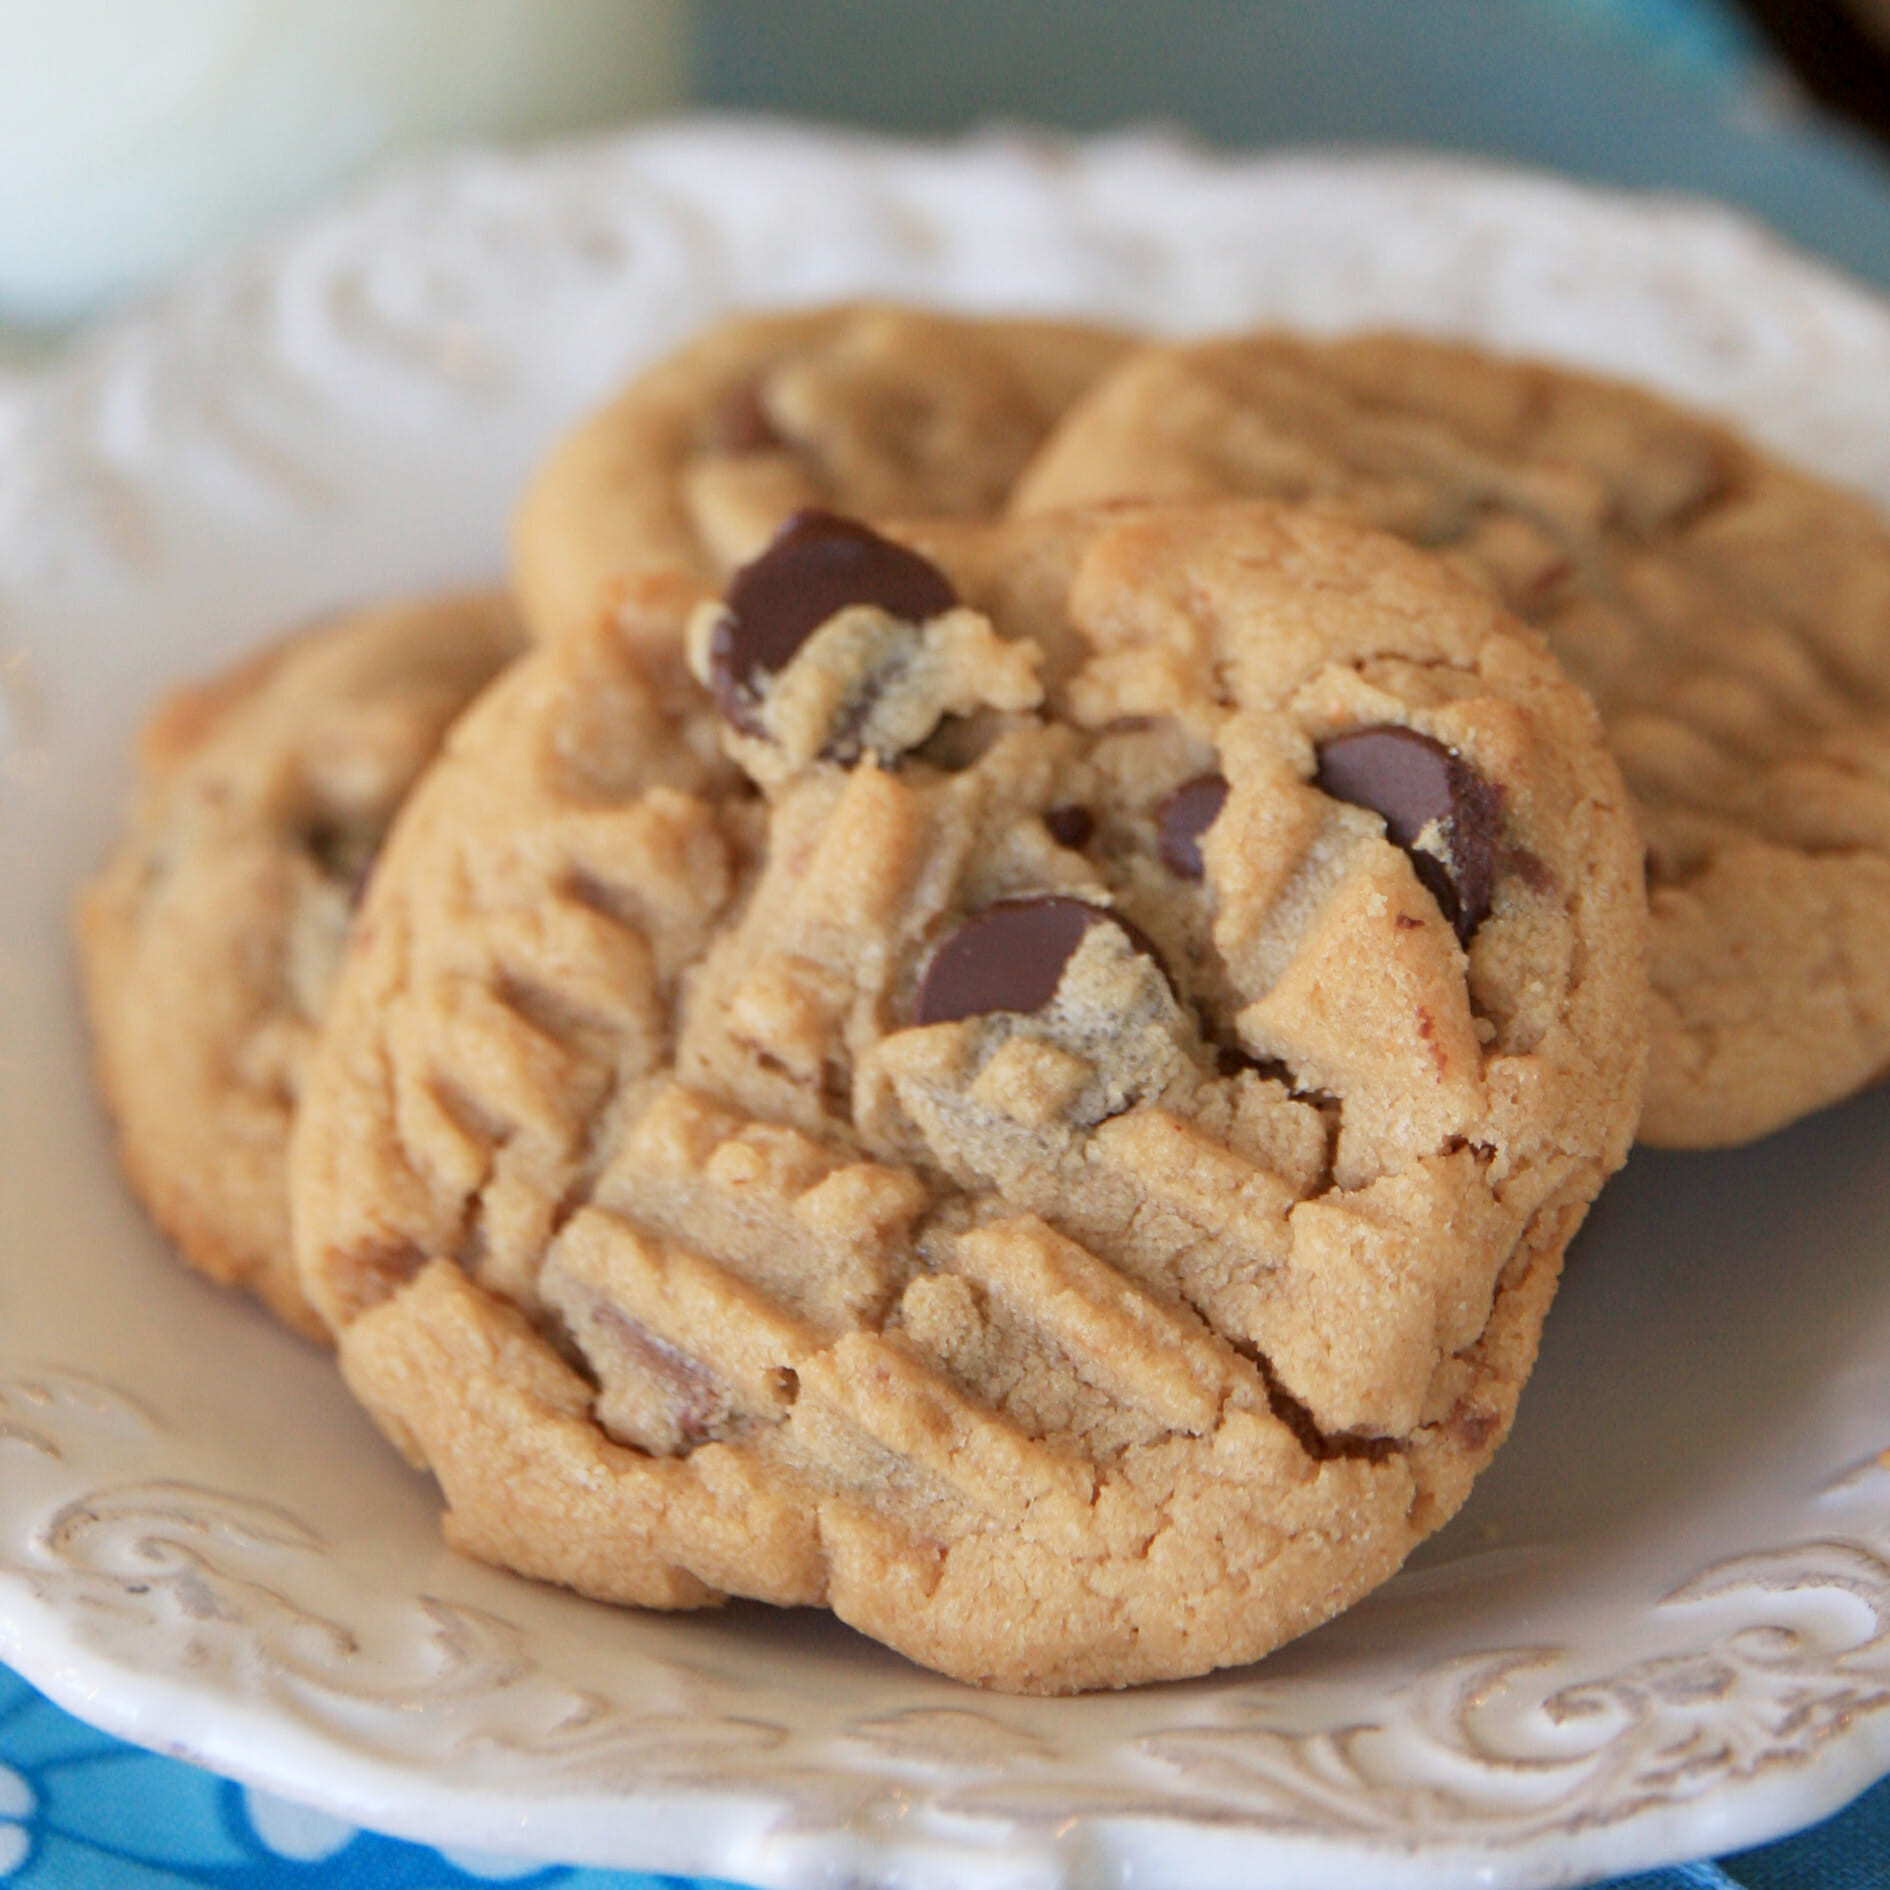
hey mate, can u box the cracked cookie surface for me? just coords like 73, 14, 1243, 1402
77, 591, 524, 1339
292, 502, 1646, 1691
1014, 328, 1890, 1147
510, 302, 1133, 646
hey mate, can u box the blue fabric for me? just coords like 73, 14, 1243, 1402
1515, 0, 1767, 81
3, 1660, 1886, 1889
0, 1667, 733, 1887
1724, 1772, 1890, 1889
1606, 1867, 1742, 1889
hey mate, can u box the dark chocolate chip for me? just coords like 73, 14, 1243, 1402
820, 675, 888, 768
1215, 1042, 1294, 1082
592, 1302, 724, 1451
704, 379, 781, 454
1502, 844, 1557, 896
914, 895, 1162, 1026
304, 818, 378, 908
1444, 1396, 1498, 1451
1157, 774, 1229, 879
707, 509, 958, 734
1313, 726, 1502, 943
1043, 804, 1095, 849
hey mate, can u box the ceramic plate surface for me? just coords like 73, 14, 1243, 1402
3, 120, 1890, 1890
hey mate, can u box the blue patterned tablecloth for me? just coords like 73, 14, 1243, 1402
1, 1660, 1887, 1889
0, 1665, 723, 1890
9, 1, 1890, 1886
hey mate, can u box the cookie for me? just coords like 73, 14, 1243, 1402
291, 503, 1646, 1692
510, 302, 1134, 646
1013, 328, 1890, 1147
76, 591, 525, 1340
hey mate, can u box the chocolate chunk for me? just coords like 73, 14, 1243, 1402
1444, 1396, 1498, 1451
1215, 1042, 1294, 1082
304, 818, 378, 908
704, 379, 781, 454
915, 896, 1162, 1026
1157, 774, 1228, 879
590, 1302, 725, 1454
1503, 844, 1557, 896
707, 510, 958, 734
820, 676, 888, 768
1314, 726, 1502, 943
1043, 804, 1094, 849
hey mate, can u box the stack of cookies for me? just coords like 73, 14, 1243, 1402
76, 303, 1890, 1694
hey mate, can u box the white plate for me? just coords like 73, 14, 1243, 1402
4, 121, 1890, 1890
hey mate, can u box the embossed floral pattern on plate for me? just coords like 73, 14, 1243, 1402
3, 121, 1890, 1890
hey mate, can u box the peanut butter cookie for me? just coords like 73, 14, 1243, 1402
510, 302, 1132, 645
293, 504, 1645, 1690
77, 591, 523, 1339
1015, 329, 1890, 1146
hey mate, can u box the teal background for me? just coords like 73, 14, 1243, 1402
694, 0, 1890, 286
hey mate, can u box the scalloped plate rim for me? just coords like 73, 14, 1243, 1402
3, 118, 1890, 1890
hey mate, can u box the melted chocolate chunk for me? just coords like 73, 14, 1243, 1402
704, 379, 782, 454
1043, 804, 1095, 850
590, 1302, 725, 1453
1503, 843, 1557, 896
707, 509, 958, 734
1216, 1042, 1295, 1082
1314, 726, 1502, 943
915, 895, 1162, 1026
304, 818, 378, 908
1157, 774, 1228, 879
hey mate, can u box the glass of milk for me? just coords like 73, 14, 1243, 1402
0, 0, 689, 328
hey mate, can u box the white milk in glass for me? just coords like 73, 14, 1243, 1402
0, 0, 688, 326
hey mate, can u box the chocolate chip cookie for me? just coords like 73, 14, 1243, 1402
510, 302, 1133, 646
292, 502, 1646, 1691
77, 591, 524, 1339
1014, 328, 1890, 1147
